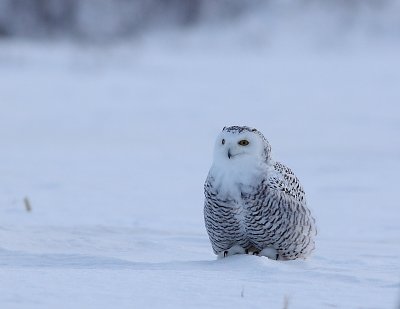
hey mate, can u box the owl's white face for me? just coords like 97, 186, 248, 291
213, 129, 265, 164
210, 126, 271, 195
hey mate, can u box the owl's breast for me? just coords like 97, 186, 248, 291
207, 161, 267, 199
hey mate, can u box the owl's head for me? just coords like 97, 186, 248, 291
213, 126, 271, 164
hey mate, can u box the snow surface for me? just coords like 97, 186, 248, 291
0, 36, 399, 308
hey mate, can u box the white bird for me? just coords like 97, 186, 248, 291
204, 126, 316, 260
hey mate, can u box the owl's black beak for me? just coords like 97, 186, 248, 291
228, 149, 232, 159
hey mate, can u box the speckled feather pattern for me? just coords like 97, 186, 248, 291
204, 126, 316, 260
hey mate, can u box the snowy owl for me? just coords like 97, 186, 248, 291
204, 126, 316, 260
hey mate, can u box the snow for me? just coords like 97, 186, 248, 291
0, 35, 399, 308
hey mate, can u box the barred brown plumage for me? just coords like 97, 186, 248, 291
204, 126, 316, 260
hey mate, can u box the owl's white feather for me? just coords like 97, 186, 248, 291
204, 126, 316, 260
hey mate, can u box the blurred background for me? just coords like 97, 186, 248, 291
0, 0, 399, 238
0, 0, 399, 235
0, 0, 399, 42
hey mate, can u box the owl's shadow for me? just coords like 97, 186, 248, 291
0, 248, 276, 271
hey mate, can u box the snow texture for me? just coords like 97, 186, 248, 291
0, 35, 399, 308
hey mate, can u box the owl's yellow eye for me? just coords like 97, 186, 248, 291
238, 140, 249, 146
222, 139, 225, 145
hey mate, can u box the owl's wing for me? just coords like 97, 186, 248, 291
261, 161, 316, 259
268, 161, 306, 204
